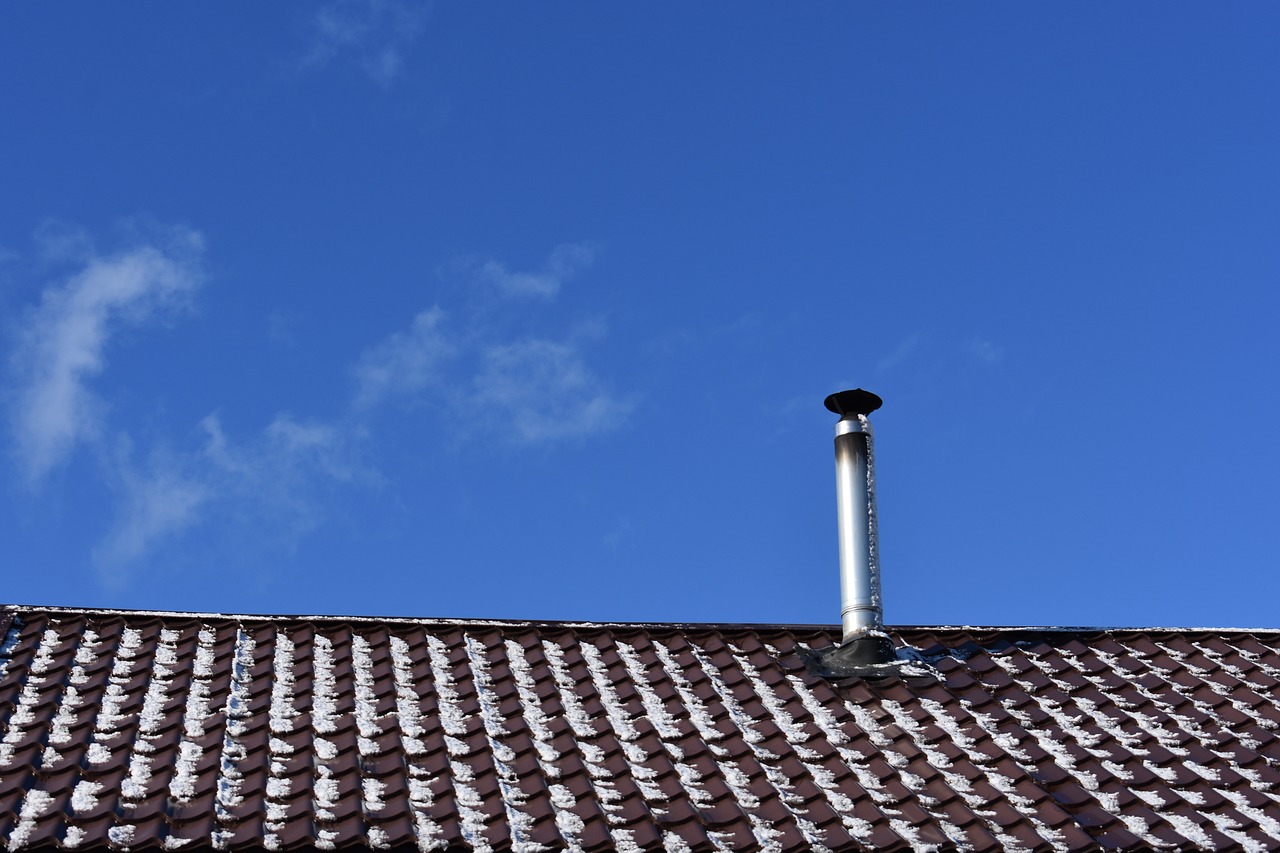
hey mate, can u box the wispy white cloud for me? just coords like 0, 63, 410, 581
86, 240, 622, 570
965, 337, 1003, 366
302, 0, 429, 86
356, 244, 630, 445
6, 228, 624, 572
351, 307, 453, 409
471, 338, 631, 444
7, 230, 204, 485
94, 412, 374, 578
94, 442, 210, 572
201, 412, 367, 489
875, 332, 924, 376
474, 243, 595, 299
2, 224, 376, 575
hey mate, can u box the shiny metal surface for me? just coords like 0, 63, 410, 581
832, 409, 883, 641
834, 416, 870, 437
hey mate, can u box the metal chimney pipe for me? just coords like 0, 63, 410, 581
824, 389, 885, 643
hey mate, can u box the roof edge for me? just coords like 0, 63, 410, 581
3, 604, 1278, 634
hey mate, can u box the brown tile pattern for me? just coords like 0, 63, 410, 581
2, 608, 1280, 851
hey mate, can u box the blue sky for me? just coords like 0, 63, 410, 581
2, 4, 1277, 628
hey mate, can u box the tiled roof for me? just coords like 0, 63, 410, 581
3, 607, 1280, 852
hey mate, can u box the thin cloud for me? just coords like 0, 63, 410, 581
7, 230, 205, 485
94, 443, 209, 572
302, 0, 429, 86
471, 339, 632, 444
475, 243, 595, 299
198, 412, 372, 531
351, 307, 453, 410
356, 245, 630, 445
875, 332, 924, 376
92, 239, 619, 570
965, 337, 1004, 366
7, 228, 624, 572
94, 412, 374, 579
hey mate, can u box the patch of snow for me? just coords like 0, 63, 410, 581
465, 635, 545, 853
311, 634, 340, 733
615, 642, 682, 739
614, 640, 717, 811
579, 637, 688, 807
662, 831, 694, 853
407, 772, 447, 851
214, 628, 255, 827
687, 641, 833, 851
269, 631, 297, 734
542, 638, 645, 849
0, 617, 24, 679
749, 816, 786, 853
505, 640, 584, 850
1, 627, 65, 766
74, 630, 100, 663
107, 824, 136, 847
651, 642, 726, 746
27, 628, 61, 675
123, 627, 181, 801
315, 766, 340, 819
59, 626, 140, 775
426, 635, 491, 853
63, 825, 86, 848
367, 825, 391, 849
351, 634, 385, 742
609, 828, 642, 853
8, 788, 55, 849
885, 696, 1066, 851
720, 762, 760, 809
363, 778, 387, 812
48, 686, 83, 746
578, 641, 640, 741
841, 701, 955, 847
1202, 811, 1266, 853
1162, 811, 1214, 849
1222, 788, 1280, 844
707, 831, 737, 852
1012, 643, 1264, 850
314, 736, 338, 761
389, 636, 429, 756
504, 639, 561, 770
776, 669, 903, 847
193, 629, 217, 677
40, 745, 61, 769
72, 779, 103, 813
728, 646, 810, 744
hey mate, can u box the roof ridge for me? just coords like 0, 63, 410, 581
3, 603, 1278, 633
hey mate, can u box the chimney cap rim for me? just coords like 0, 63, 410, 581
824, 388, 883, 418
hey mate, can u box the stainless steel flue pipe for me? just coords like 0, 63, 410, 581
825, 389, 884, 642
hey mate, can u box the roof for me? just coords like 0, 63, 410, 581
2, 606, 1280, 852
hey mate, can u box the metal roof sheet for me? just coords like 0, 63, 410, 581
2, 606, 1280, 851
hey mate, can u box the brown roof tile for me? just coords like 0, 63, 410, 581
4, 608, 1280, 851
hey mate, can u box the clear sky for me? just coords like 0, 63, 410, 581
2, 4, 1277, 629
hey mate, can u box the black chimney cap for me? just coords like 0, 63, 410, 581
824, 388, 883, 418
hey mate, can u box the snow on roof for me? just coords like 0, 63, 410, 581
2, 605, 1280, 851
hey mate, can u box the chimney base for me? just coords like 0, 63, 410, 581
801, 634, 897, 679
